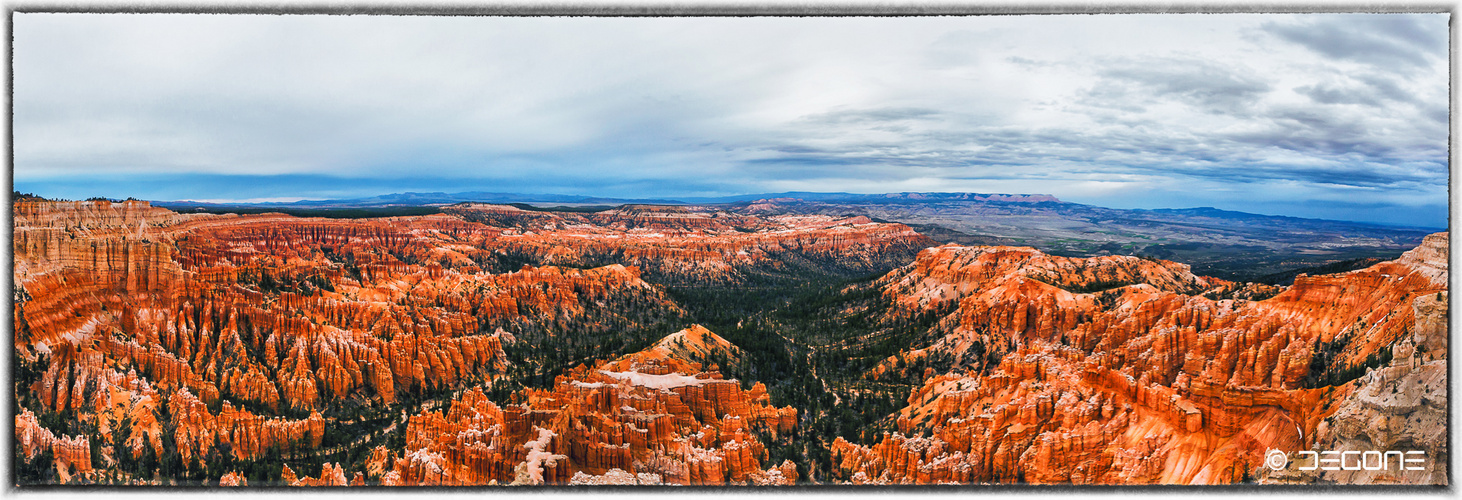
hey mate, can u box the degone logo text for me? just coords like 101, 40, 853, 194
1265, 449, 1425, 472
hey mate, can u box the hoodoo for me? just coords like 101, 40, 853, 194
11, 199, 1446, 486
834, 235, 1448, 485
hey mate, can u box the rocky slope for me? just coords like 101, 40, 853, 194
833, 234, 1448, 485
14, 199, 1443, 487
614, 324, 743, 369
14, 205, 672, 481
13, 200, 923, 485
15, 408, 93, 483
372, 326, 797, 486
1261, 287, 1448, 485
443, 203, 934, 283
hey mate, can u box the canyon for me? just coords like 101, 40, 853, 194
12, 198, 1448, 487
831, 234, 1448, 484
378, 325, 798, 486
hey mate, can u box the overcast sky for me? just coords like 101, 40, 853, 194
13, 13, 1450, 227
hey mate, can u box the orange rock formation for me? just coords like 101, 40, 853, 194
18, 198, 1438, 487
14, 200, 923, 484
15, 408, 94, 482
443, 203, 933, 283
381, 326, 796, 486
218, 471, 248, 486
837, 235, 1448, 485
1262, 288, 1449, 485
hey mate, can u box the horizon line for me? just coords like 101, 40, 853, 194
14, 188, 1444, 232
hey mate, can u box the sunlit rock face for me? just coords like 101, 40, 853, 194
14, 199, 1443, 487
442, 203, 935, 283
16, 407, 93, 482
381, 326, 796, 486
13, 202, 680, 482
1262, 287, 1449, 486
837, 235, 1447, 485
14, 200, 925, 485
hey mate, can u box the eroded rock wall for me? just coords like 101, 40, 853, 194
839, 235, 1448, 485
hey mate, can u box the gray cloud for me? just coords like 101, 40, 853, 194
1294, 83, 1382, 107
800, 107, 943, 125
1262, 14, 1447, 72
1352, 73, 1423, 106
1095, 58, 1272, 115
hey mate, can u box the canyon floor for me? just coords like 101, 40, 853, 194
12, 197, 1448, 487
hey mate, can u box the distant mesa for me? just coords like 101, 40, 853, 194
146, 190, 1064, 209
872, 192, 1061, 203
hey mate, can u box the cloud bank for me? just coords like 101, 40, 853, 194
13, 14, 1449, 227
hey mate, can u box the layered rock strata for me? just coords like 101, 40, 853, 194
443, 203, 933, 283
837, 235, 1448, 485
15, 408, 94, 482
16, 200, 923, 484
381, 327, 796, 486
1261, 289, 1448, 485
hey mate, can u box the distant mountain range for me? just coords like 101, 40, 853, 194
86, 188, 1449, 281
153, 190, 1442, 231
159, 191, 1063, 208
167, 191, 684, 207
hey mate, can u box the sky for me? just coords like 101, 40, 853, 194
12, 13, 1451, 228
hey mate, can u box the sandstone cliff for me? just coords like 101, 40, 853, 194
18, 197, 1438, 488
443, 203, 934, 283
837, 234, 1448, 485
379, 326, 795, 486
1261, 289, 1448, 485
15, 408, 94, 483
